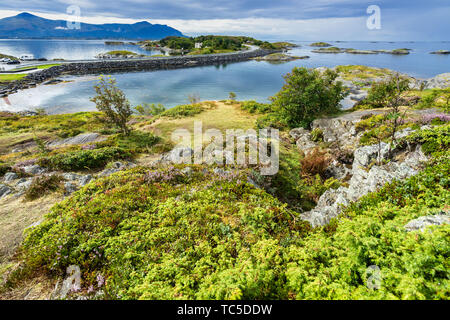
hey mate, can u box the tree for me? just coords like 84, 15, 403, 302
366, 74, 411, 108
228, 92, 237, 101
91, 76, 132, 135
271, 67, 347, 128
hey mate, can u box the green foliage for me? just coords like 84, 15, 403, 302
106, 131, 160, 153
91, 76, 133, 135
255, 113, 287, 130
134, 103, 166, 116
271, 67, 347, 128
310, 128, 324, 142
240, 100, 272, 114
404, 124, 450, 155
24, 174, 64, 201
366, 75, 411, 108
38, 147, 131, 171
160, 104, 204, 118
228, 92, 237, 101
0, 162, 10, 177
20, 166, 310, 299
416, 88, 450, 112
285, 157, 450, 299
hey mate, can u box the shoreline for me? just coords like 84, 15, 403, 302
0, 47, 278, 97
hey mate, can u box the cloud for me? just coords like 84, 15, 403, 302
0, 1, 448, 40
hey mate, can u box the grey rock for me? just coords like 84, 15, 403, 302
159, 147, 193, 165
64, 182, 78, 195
16, 178, 33, 191
404, 212, 450, 232
181, 167, 193, 176
289, 128, 317, 155
62, 173, 81, 181
79, 174, 93, 186
3, 172, 18, 182
0, 184, 12, 198
23, 164, 46, 175
47, 133, 105, 147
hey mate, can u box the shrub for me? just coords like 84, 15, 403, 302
24, 174, 64, 201
134, 103, 166, 116
91, 76, 132, 135
300, 148, 330, 178
365, 75, 411, 108
271, 67, 347, 128
38, 147, 131, 171
255, 113, 287, 130
240, 100, 272, 114
0, 162, 11, 177
228, 92, 237, 101
160, 104, 204, 118
404, 124, 450, 155
310, 128, 324, 142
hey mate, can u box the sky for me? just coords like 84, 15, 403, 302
0, 0, 449, 40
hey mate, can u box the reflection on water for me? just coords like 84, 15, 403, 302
0, 40, 449, 114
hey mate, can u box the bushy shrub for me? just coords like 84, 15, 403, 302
38, 147, 131, 171
300, 148, 330, 178
310, 128, 324, 142
20, 166, 310, 299
404, 124, 450, 155
24, 174, 64, 201
160, 104, 204, 118
0, 162, 11, 177
271, 67, 347, 128
240, 100, 272, 114
365, 75, 411, 108
134, 103, 166, 116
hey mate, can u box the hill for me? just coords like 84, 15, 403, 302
0, 12, 184, 40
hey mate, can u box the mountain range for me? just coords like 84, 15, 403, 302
0, 12, 185, 40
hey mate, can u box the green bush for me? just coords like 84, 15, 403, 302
404, 124, 450, 155
240, 100, 272, 114
38, 147, 131, 171
365, 75, 411, 108
24, 174, 64, 201
310, 128, 324, 142
134, 103, 166, 116
20, 166, 310, 299
271, 67, 347, 128
160, 104, 204, 118
0, 162, 11, 177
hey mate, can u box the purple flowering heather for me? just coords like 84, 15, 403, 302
420, 113, 450, 124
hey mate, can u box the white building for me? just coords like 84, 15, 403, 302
20, 54, 34, 61
194, 42, 203, 49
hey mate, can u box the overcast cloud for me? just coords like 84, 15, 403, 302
0, 0, 449, 40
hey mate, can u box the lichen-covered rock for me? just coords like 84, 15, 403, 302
301, 144, 428, 227
404, 212, 450, 232
47, 133, 105, 148
23, 164, 46, 175
79, 174, 93, 186
0, 184, 12, 198
289, 128, 317, 155
3, 172, 18, 182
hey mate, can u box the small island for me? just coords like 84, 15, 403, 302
95, 50, 144, 59
252, 53, 309, 62
310, 42, 332, 47
430, 50, 450, 55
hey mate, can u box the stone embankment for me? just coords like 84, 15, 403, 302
0, 48, 277, 97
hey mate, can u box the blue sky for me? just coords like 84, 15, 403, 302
0, 0, 449, 40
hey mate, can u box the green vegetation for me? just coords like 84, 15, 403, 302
0, 53, 18, 60
38, 147, 131, 171
24, 175, 64, 201
365, 75, 411, 108
91, 76, 133, 135
312, 47, 342, 53
416, 88, 450, 112
160, 103, 205, 118
0, 73, 26, 83
270, 67, 347, 128
104, 51, 138, 57
135, 103, 166, 116
239, 100, 272, 114
310, 42, 331, 47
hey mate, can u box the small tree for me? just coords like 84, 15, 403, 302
188, 93, 201, 105
366, 74, 411, 108
229, 92, 237, 101
91, 76, 132, 135
271, 67, 347, 128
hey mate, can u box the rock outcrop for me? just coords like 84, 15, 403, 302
404, 211, 450, 232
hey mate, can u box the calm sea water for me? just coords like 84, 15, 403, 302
0, 40, 449, 114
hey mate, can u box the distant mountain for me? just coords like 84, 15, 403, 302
0, 12, 185, 40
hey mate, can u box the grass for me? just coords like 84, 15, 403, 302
335, 65, 395, 81
145, 101, 259, 147
0, 74, 26, 83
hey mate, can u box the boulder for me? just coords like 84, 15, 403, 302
23, 164, 46, 175
404, 212, 450, 232
3, 172, 18, 182
0, 184, 12, 198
